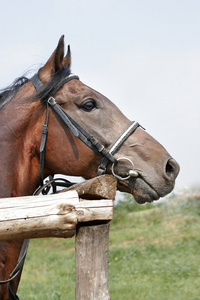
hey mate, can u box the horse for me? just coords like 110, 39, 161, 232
0, 35, 179, 300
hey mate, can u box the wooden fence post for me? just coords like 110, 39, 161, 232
72, 175, 116, 299
75, 223, 110, 300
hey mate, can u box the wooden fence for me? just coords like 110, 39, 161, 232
0, 175, 117, 300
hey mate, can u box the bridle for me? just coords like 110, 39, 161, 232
1, 66, 142, 299
31, 66, 142, 193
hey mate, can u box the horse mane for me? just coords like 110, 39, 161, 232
0, 65, 71, 110
0, 76, 30, 110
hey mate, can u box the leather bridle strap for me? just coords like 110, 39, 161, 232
31, 71, 80, 187
39, 102, 49, 188
31, 72, 43, 90
47, 96, 118, 164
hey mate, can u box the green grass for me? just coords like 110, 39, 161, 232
18, 193, 200, 299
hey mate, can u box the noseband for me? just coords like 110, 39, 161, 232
31, 67, 142, 191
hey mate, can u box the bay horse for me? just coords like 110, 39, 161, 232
0, 36, 179, 299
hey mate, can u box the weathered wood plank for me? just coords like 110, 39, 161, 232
75, 223, 110, 300
0, 176, 116, 240
0, 194, 113, 240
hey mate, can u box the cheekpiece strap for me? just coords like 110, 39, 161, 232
39, 102, 49, 188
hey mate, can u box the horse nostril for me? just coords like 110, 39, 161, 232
166, 162, 173, 174
165, 158, 180, 181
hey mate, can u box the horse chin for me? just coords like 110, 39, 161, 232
117, 177, 160, 204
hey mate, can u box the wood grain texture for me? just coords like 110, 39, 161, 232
61, 174, 117, 200
75, 224, 111, 300
0, 176, 116, 240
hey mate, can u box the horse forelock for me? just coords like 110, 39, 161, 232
37, 65, 71, 101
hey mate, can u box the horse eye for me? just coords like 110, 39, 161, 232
81, 99, 97, 112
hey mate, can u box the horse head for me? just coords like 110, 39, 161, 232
27, 35, 179, 203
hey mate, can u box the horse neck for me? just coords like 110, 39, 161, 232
0, 93, 45, 198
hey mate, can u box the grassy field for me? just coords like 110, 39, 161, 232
18, 192, 200, 299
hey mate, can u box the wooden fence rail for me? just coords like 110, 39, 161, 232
0, 175, 117, 300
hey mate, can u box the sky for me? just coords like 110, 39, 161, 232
0, 0, 199, 193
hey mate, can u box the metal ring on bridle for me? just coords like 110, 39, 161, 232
111, 157, 138, 180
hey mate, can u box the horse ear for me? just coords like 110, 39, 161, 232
39, 35, 65, 82
54, 35, 65, 72
63, 45, 71, 68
